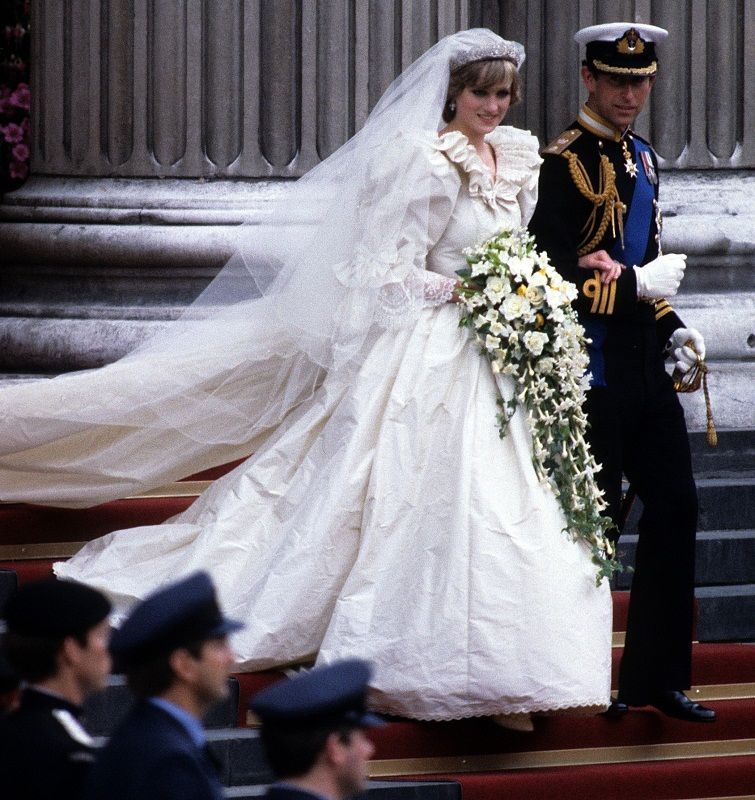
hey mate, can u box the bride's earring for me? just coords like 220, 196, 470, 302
449, 101, 456, 113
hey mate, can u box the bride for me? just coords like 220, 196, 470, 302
0, 29, 611, 722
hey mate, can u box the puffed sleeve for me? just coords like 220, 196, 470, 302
489, 126, 542, 225
332, 130, 462, 328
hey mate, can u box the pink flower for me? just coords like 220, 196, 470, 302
9, 159, 28, 179
10, 83, 30, 110
2, 122, 23, 143
12, 142, 29, 161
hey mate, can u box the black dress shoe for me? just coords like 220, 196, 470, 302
649, 690, 717, 722
603, 698, 628, 718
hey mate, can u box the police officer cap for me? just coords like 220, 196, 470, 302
575, 22, 668, 77
110, 571, 243, 671
3, 578, 111, 639
250, 659, 384, 730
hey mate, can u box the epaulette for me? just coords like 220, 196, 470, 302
541, 129, 582, 155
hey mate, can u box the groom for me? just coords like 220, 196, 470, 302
528, 22, 714, 722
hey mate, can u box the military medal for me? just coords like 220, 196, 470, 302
640, 150, 657, 184
621, 138, 637, 178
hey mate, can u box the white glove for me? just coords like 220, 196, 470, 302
667, 327, 706, 373
634, 253, 687, 298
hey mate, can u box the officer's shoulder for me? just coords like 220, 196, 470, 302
540, 128, 583, 156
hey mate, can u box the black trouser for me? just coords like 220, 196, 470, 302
585, 376, 697, 701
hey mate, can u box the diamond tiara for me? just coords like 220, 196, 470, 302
450, 40, 525, 71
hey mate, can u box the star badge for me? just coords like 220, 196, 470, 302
624, 159, 638, 177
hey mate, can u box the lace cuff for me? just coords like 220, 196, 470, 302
375, 270, 457, 328
423, 272, 457, 307
376, 271, 425, 329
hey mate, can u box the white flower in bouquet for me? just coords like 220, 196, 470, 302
524, 284, 546, 307
457, 227, 619, 584
507, 255, 535, 280
528, 269, 549, 288
535, 357, 555, 374
523, 330, 548, 356
502, 293, 531, 321
549, 306, 566, 324
560, 282, 579, 302
485, 275, 509, 302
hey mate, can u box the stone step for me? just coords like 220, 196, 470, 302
695, 584, 755, 643
83, 675, 241, 736
615, 530, 755, 588
689, 429, 755, 476
698, 478, 755, 531
689, 429, 755, 478
623, 477, 755, 534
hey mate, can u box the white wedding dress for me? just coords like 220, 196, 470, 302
7, 127, 612, 720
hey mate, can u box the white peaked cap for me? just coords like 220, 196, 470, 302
574, 22, 668, 46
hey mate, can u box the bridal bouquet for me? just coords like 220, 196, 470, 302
456, 228, 619, 584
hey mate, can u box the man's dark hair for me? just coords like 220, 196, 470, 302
260, 723, 355, 778
2, 630, 87, 683
125, 640, 204, 699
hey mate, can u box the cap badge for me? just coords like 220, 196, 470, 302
616, 28, 645, 55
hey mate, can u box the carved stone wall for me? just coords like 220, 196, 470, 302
31, 0, 470, 178
30, 0, 754, 179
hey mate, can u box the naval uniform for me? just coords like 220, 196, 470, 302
528, 105, 698, 702
0, 686, 99, 800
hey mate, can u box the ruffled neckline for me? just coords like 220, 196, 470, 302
433, 127, 540, 207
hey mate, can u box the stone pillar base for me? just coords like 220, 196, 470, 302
1, 173, 753, 430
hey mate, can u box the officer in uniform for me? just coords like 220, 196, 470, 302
82, 571, 243, 800
250, 659, 382, 800
0, 579, 112, 799
528, 22, 714, 722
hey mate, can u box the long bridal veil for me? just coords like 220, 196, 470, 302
0, 29, 524, 507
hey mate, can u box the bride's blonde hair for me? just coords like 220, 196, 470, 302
443, 58, 521, 122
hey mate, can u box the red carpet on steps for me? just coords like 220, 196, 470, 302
0, 496, 194, 544
432, 756, 755, 800
0, 459, 243, 545
365, 698, 755, 758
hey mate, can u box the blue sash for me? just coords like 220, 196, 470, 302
610, 137, 655, 267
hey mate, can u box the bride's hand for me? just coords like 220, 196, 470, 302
450, 280, 462, 303
578, 250, 624, 284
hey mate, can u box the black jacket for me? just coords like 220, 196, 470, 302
83, 700, 224, 800
528, 111, 683, 389
0, 687, 98, 800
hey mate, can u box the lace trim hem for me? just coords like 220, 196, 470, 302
368, 699, 610, 722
